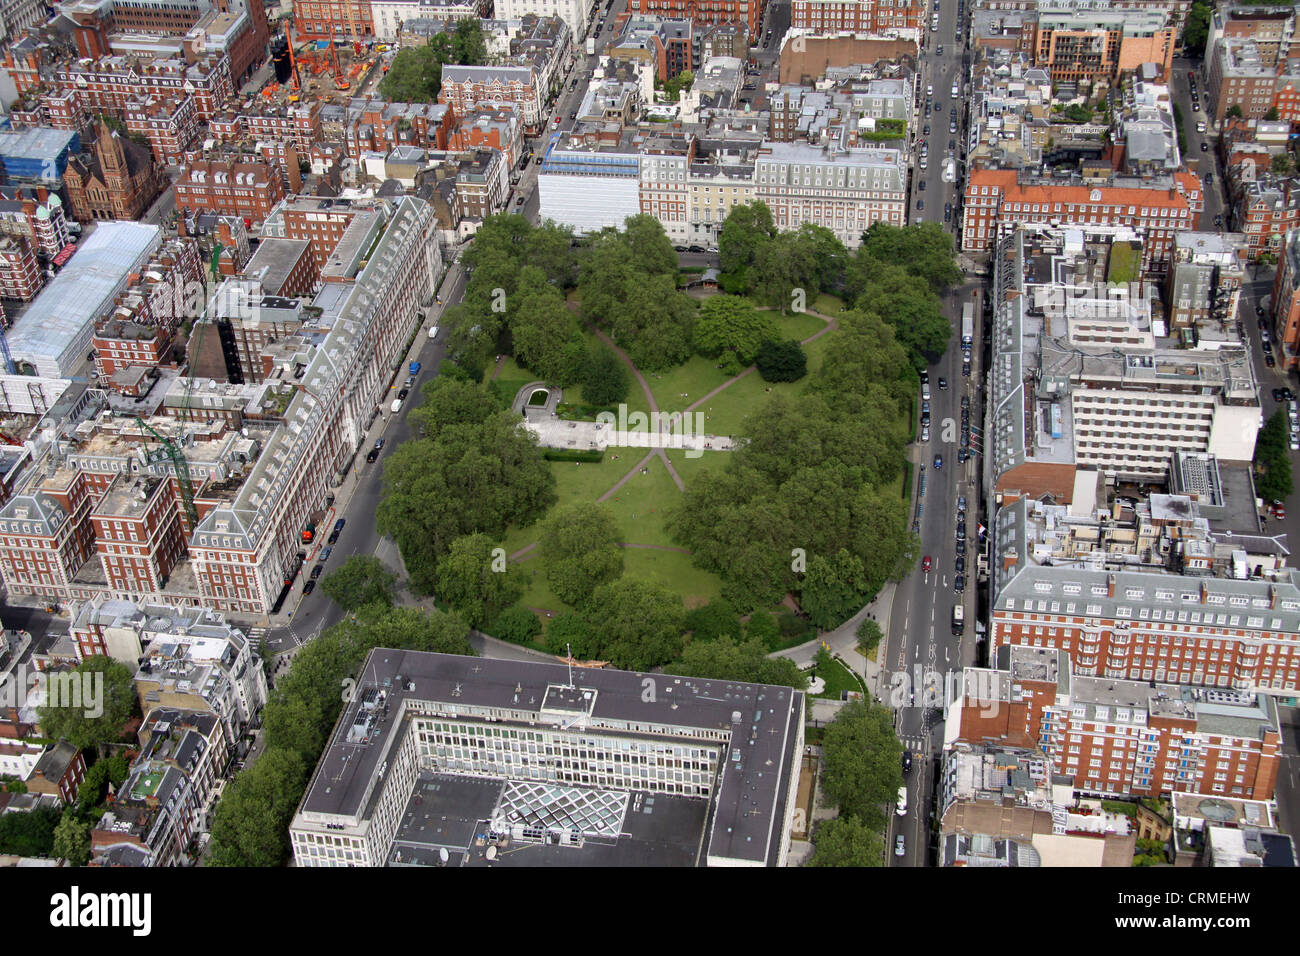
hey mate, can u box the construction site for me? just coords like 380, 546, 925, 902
260, 21, 392, 109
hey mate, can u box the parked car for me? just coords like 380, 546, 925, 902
320, 546, 333, 562
303, 579, 316, 595
1200, 142, 1208, 152
310, 565, 324, 580
954, 574, 966, 592
917, 199, 925, 210
366, 448, 379, 463
958, 495, 967, 512
895, 834, 906, 857
902, 750, 912, 773
955, 556, 965, 574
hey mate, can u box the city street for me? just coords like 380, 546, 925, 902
885, 0, 978, 867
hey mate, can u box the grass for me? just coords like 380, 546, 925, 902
600, 455, 682, 548
664, 448, 731, 485
1107, 240, 1141, 286
812, 655, 867, 700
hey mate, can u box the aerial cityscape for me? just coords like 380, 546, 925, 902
0, 0, 1291, 891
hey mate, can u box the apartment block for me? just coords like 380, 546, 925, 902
174, 156, 289, 225
1165, 232, 1248, 333
988, 487, 1300, 695
0, 237, 41, 300
439, 65, 544, 133
790, 0, 924, 37
1236, 178, 1300, 261
938, 743, 1137, 866
290, 649, 804, 867
984, 225, 1260, 510
963, 168, 1203, 272
1271, 226, 1300, 369
0, 186, 73, 258
123, 95, 203, 165
495, 0, 590, 41
755, 138, 907, 248
1032, 5, 1174, 83
950, 645, 1282, 800
626, 0, 762, 34
291, 0, 376, 41
641, 131, 696, 243
447, 108, 524, 168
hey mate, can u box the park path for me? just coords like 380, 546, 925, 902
590, 326, 686, 493
489, 354, 506, 382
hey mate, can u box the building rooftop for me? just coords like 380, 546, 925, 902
298, 649, 803, 866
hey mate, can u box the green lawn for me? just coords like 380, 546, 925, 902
692, 330, 835, 438
620, 547, 721, 608
812, 655, 867, 700
645, 355, 731, 416
600, 454, 682, 547
665, 448, 731, 485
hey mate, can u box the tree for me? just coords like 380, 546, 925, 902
1227, 104, 1244, 120
663, 69, 694, 101
855, 222, 962, 295
511, 284, 587, 386
744, 610, 781, 649
435, 533, 522, 628
1182, 1, 1211, 57
451, 18, 488, 65
792, 223, 849, 292
409, 377, 499, 440
694, 295, 780, 364
37, 656, 138, 756
843, 262, 952, 364
684, 598, 743, 643
491, 606, 542, 644
668, 635, 806, 689
820, 698, 904, 829
0, 805, 61, 857
718, 201, 777, 276
801, 549, 869, 630
1266, 106, 1282, 123
622, 213, 679, 277
321, 555, 398, 611
755, 338, 807, 382
1271, 151, 1294, 176
378, 45, 444, 102
1255, 409, 1294, 502
76, 754, 128, 814
542, 612, 597, 656
807, 815, 885, 867
53, 811, 92, 866
377, 410, 556, 593
586, 579, 687, 670
207, 748, 309, 867
610, 273, 697, 371
582, 346, 630, 406
856, 618, 884, 655
539, 503, 624, 607
751, 231, 820, 311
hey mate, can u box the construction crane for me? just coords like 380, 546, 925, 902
0, 431, 21, 446
136, 417, 198, 526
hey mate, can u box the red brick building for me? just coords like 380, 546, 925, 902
790, 0, 922, 35
962, 168, 1203, 273
124, 95, 203, 165
292, 0, 374, 41
0, 237, 43, 300
174, 155, 289, 225
953, 646, 1282, 801
628, 0, 763, 33
63, 124, 167, 223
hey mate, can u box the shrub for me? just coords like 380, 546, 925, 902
491, 606, 542, 644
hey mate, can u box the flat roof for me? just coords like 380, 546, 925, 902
6, 222, 161, 376
298, 649, 803, 865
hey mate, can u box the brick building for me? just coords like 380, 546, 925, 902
439, 65, 543, 133
291, 0, 375, 41
952, 645, 1282, 801
790, 0, 922, 36
626, 0, 763, 33
962, 167, 1203, 273
173, 155, 291, 225
124, 95, 203, 165
63, 123, 167, 222
0, 236, 42, 300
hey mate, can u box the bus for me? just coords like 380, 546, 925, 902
961, 302, 974, 345
51, 244, 76, 268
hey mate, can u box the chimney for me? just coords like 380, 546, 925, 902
1201, 580, 1209, 604
1002, 551, 1019, 572
1107, 572, 1116, 597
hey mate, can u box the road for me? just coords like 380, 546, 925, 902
1170, 56, 1227, 229
887, 0, 976, 867
262, 261, 466, 656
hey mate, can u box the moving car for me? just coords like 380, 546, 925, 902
896, 786, 908, 816
938, 377, 947, 389
902, 750, 912, 773
366, 448, 380, 463
933, 454, 943, 469
1200, 142, 1208, 152
895, 834, 906, 857
922, 555, 933, 572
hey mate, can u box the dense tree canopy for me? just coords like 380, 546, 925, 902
539, 503, 624, 607
820, 698, 904, 830
584, 579, 687, 670
694, 295, 780, 364
321, 555, 398, 612
37, 656, 138, 755
378, 23, 487, 102
808, 815, 885, 867
377, 409, 556, 593
667, 635, 806, 690
435, 533, 522, 629
1255, 409, 1294, 503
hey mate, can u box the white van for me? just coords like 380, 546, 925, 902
390, 398, 402, 413
428, 325, 439, 339
921, 383, 931, 401
926, 84, 933, 97
896, 786, 908, 817
951, 82, 959, 97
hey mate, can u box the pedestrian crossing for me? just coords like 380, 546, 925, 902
901, 738, 927, 753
